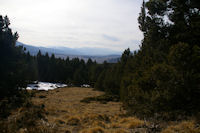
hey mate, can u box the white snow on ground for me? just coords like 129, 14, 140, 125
26, 82, 67, 91
81, 84, 90, 88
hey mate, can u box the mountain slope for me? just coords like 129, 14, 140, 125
16, 42, 83, 55
16, 42, 121, 63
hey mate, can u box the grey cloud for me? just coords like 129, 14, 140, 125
102, 34, 120, 42
1, 0, 143, 51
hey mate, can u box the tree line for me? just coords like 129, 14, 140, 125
35, 51, 106, 86
94, 0, 200, 116
1, 0, 200, 118
0, 15, 110, 99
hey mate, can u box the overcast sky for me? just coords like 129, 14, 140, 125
1, 0, 143, 51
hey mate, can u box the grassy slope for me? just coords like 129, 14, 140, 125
3, 87, 198, 133
32, 87, 148, 132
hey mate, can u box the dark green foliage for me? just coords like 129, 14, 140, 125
0, 102, 54, 133
1, 0, 200, 120
138, 0, 147, 33
0, 15, 31, 99
0, 90, 30, 118
168, 43, 200, 110
36, 53, 102, 86
0, 14, 104, 98
0, 15, 106, 126
94, 0, 200, 117
94, 49, 132, 95
80, 94, 119, 104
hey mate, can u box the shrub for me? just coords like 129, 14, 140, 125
161, 121, 200, 133
67, 116, 81, 126
80, 94, 119, 104
80, 126, 105, 133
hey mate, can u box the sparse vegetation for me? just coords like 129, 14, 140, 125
2, 85, 200, 133
161, 121, 200, 133
80, 94, 119, 104
30, 87, 200, 133
0, 102, 57, 133
67, 116, 81, 126
113, 129, 129, 133
30, 87, 150, 132
80, 126, 105, 133
119, 117, 146, 129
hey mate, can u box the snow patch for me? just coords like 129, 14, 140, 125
81, 84, 90, 88
26, 82, 67, 91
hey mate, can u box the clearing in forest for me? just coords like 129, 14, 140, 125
31, 87, 199, 133
32, 87, 147, 133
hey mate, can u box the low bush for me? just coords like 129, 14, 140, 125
0, 101, 56, 133
161, 121, 200, 133
80, 94, 119, 104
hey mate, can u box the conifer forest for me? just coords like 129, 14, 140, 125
0, 0, 200, 132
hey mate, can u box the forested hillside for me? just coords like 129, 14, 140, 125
0, 1, 200, 131
0, 15, 107, 116
94, 0, 200, 117
0, 14, 111, 92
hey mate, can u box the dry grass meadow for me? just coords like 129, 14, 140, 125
31, 87, 148, 133
28, 87, 200, 133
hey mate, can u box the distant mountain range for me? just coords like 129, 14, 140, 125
16, 42, 121, 63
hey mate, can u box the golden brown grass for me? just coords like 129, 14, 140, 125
2, 87, 199, 132
31, 87, 147, 132
126, 120, 145, 129
111, 122, 121, 128
80, 126, 105, 133
112, 129, 129, 133
119, 117, 145, 129
92, 121, 106, 128
67, 116, 81, 126
161, 121, 200, 133
0, 103, 57, 133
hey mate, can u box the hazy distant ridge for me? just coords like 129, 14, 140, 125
16, 42, 121, 63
